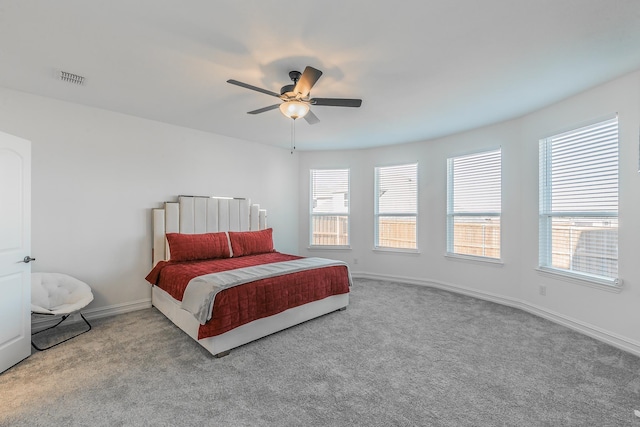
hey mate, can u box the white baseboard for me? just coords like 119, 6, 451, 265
31, 298, 152, 332
353, 271, 640, 358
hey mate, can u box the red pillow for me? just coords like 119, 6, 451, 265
228, 228, 275, 257
166, 232, 230, 261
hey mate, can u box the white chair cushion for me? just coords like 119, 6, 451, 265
31, 272, 94, 315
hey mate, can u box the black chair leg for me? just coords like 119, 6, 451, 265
31, 313, 92, 351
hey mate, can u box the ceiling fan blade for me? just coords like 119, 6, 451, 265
311, 98, 362, 107
227, 79, 281, 98
303, 110, 320, 125
247, 104, 280, 114
294, 66, 323, 97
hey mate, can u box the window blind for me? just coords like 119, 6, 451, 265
447, 149, 501, 259
374, 163, 418, 249
539, 116, 619, 283
310, 169, 350, 246
311, 169, 349, 214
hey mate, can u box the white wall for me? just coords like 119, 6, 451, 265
0, 87, 299, 316
298, 70, 640, 355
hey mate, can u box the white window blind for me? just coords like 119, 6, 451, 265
447, 149, 502, 259
539, 116, 619, 284
374, 163, 418, 250
310, 169, 350, 246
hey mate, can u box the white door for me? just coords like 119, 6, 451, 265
0, 131, 31, 373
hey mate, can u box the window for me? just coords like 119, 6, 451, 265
374, 163, 418, 250
310, 169, 349, 247
447, 149, 502, 259
539, 116, 619, 284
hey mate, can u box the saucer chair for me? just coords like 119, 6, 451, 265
31, 272, 94, 351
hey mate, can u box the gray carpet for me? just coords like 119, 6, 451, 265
2, 279, 640, 426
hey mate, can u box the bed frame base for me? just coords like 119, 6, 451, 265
152, 285, 349, 357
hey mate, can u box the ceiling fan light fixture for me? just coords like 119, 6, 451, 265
279, 100, 309, 120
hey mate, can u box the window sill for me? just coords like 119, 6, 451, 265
535, 267, 623, 293
373, 247, 421, 255
445, 253, 504, 266
307, 245, 352, 251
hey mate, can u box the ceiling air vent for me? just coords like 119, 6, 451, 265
58, 70, 85, 85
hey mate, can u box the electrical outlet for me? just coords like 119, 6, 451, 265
353, 258, 358, 265
539, 285, 547, 296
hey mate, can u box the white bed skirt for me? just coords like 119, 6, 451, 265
152, 285, 349, 357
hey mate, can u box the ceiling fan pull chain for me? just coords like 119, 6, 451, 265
290, 119, 295, 154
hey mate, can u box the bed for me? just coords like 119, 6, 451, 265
146, 196, 351, 357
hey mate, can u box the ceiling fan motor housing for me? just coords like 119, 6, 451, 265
280, 84, 295, 96
281, 71, 302, 97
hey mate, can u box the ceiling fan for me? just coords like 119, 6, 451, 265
227, 66, 362, 125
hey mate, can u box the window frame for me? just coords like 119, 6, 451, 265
446, 148, 502, 262
374, 162, 419, 252
538, 115, 620, 288
309, 168, 351, 249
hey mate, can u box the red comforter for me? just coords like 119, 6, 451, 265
145, 252, 350, 339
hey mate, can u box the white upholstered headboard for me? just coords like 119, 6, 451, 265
152, 195, 267, 266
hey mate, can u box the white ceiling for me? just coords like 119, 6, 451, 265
1, 1, 639, 150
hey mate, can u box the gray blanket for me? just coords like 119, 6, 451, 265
181, 257, 352, 324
